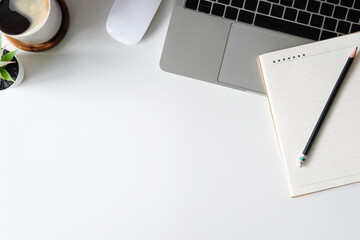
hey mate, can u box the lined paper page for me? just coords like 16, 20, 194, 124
260, 33, 360, 197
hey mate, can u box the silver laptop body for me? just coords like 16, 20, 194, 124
160, 0, 312, 94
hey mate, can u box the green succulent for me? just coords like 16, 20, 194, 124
0, 33, 19, 85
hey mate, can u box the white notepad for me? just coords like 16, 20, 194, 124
259, 32, 360, 197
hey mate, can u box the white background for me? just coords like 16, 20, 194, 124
1, 0, 360, 239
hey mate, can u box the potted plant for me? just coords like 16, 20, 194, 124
0, 33, 24, 90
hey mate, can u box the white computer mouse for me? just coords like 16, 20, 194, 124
106, 0, 162, 45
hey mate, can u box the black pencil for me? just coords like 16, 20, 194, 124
298, 47, 358, 168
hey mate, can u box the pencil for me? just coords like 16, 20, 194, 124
298, 47, 358, 168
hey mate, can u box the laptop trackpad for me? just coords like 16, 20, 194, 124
218, 24, 309, 94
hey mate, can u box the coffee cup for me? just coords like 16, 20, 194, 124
5, 0, 62, 45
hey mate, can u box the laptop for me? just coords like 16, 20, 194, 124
160, 0, 360, 94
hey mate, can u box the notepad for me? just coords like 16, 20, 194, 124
259, 32, 360, 197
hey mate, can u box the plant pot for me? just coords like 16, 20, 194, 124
0, 50, 25, 90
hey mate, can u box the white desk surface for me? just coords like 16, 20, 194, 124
1, 0, 360, 239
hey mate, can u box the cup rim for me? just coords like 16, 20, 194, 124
7, 0, 52, 38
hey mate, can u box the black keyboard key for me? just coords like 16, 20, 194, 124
254, 14, 321, 40
198, 0, 212, 13
347, 9, 360, 22
244, 0, 258, 11
258, 2, 271, 14
351, 23, 360, 32
340, 0, 354, 7
238, 10, 255, 23
355, 0, 360, 9
212, 3, 225, 16
320, 30, 337, 40
320, 3, 334, 16
280, 0, 293, 6
323, 17, 337, 30
294, 0, 306, 9
297, 11, 311, 24
307, 0, 321, 13
271, 5, 285, 17
231, 0, 244, 8
327, 0, 339, 3
284, 7, 298, 20
225, 6, 239, 20
310, 14, 324, 27
268, 0, 279, 3
337, 20, 351, 33
185, 0, 199, 10
218, 0, 231, 4
334, 6, 347, 19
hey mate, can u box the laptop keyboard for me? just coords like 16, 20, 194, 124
184, 0, 360, 41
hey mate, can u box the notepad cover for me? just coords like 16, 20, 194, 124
259, 32, 360, 197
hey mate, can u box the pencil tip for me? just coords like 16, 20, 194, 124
297, 161, 304, 168
350, 47, 357, 58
